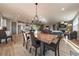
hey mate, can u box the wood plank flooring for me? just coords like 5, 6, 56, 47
0, 34, 78, 56
0, 34, 31, 56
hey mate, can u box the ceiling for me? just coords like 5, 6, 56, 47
0, 3, 79, 24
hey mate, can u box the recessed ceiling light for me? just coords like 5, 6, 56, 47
68, 24, 72, 26
61, 8, 65, 11
61, 21, 64, 24
64, 23, 68, 25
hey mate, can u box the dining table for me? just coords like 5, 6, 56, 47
35, 31, 58, 56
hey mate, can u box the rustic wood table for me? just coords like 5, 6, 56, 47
35, 32, 57, 56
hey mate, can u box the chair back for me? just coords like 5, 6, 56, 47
70, 31, 77, 39
0, 30, 7, 38
30, 31, 38, 45
21, 31, 28, 43
73, 31, 77, 39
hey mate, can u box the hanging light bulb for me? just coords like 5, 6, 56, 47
61, 21, 64, 24
64, 23, 68, 25
32, 3, 47, 24
33, 3, 39, 21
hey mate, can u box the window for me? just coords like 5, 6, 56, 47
73, 16, 78, 31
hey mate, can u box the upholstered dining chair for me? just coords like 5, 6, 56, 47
22, 30, 32, 50
25, 32, 31, 49
0, 30, 8, 44
30, 31, 40, 56
43, 36, 62, 56
6, 31, 12, 41
22, 31, 28, 47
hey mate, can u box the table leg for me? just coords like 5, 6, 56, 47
6, 38, 7, 44
40, 41, 44, 56
0, 39, 1, 44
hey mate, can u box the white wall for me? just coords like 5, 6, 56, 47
78, 16, 79, 39
0, 16, 27, 35
0, 16, 12, 32
73, 16, 78, 31
17, 22, 26, 34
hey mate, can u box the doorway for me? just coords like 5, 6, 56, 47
12, 22, 16, 34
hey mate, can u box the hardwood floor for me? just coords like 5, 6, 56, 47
0, 34, 31, 56
0, 34, 78, 56
71, 39, 79, 46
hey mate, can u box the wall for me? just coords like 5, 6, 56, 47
0, 16, 12, 33
72, 15, 79, 40
78, 16, 79, 39
18, 22, 26, 34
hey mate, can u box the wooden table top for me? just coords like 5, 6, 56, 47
35, 32, 57, 44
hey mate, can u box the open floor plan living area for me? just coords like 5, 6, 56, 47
0, 3, 79, 56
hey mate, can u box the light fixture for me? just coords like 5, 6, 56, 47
64, 23, 68, 25
61, 8, 65, 11
61, 21, 64, 24
68, 24, 72, 26
0, 27, 2, 30
32, 3, 47, 24
32, 3, 41, 24
34, 3, 38, 20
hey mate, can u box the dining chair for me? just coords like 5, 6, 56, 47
69, 31, 77, 40
22, 31, 25, 46
22, 30, 31, 50
25, 32, 31, 49
22, 31, 28, 48
43, 36, 62, 56
30, 31, 40, 56
0, 30, 8, 44
5, 31, 12, 41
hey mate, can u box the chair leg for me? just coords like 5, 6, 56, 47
11, 36, 13, 41
6, 38, 7, 44
43, 45, 45, 56
55, 50, 57, 56
26, 43, 27, 49
23, 42, 25, 46
29, 48, 31, 53
23, 38, 25, 46
58, 49, 59, 56
26, 40, 29, 49
0, 39, 1, 44
58, 45, 60, 56
35, 48, 37, 56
